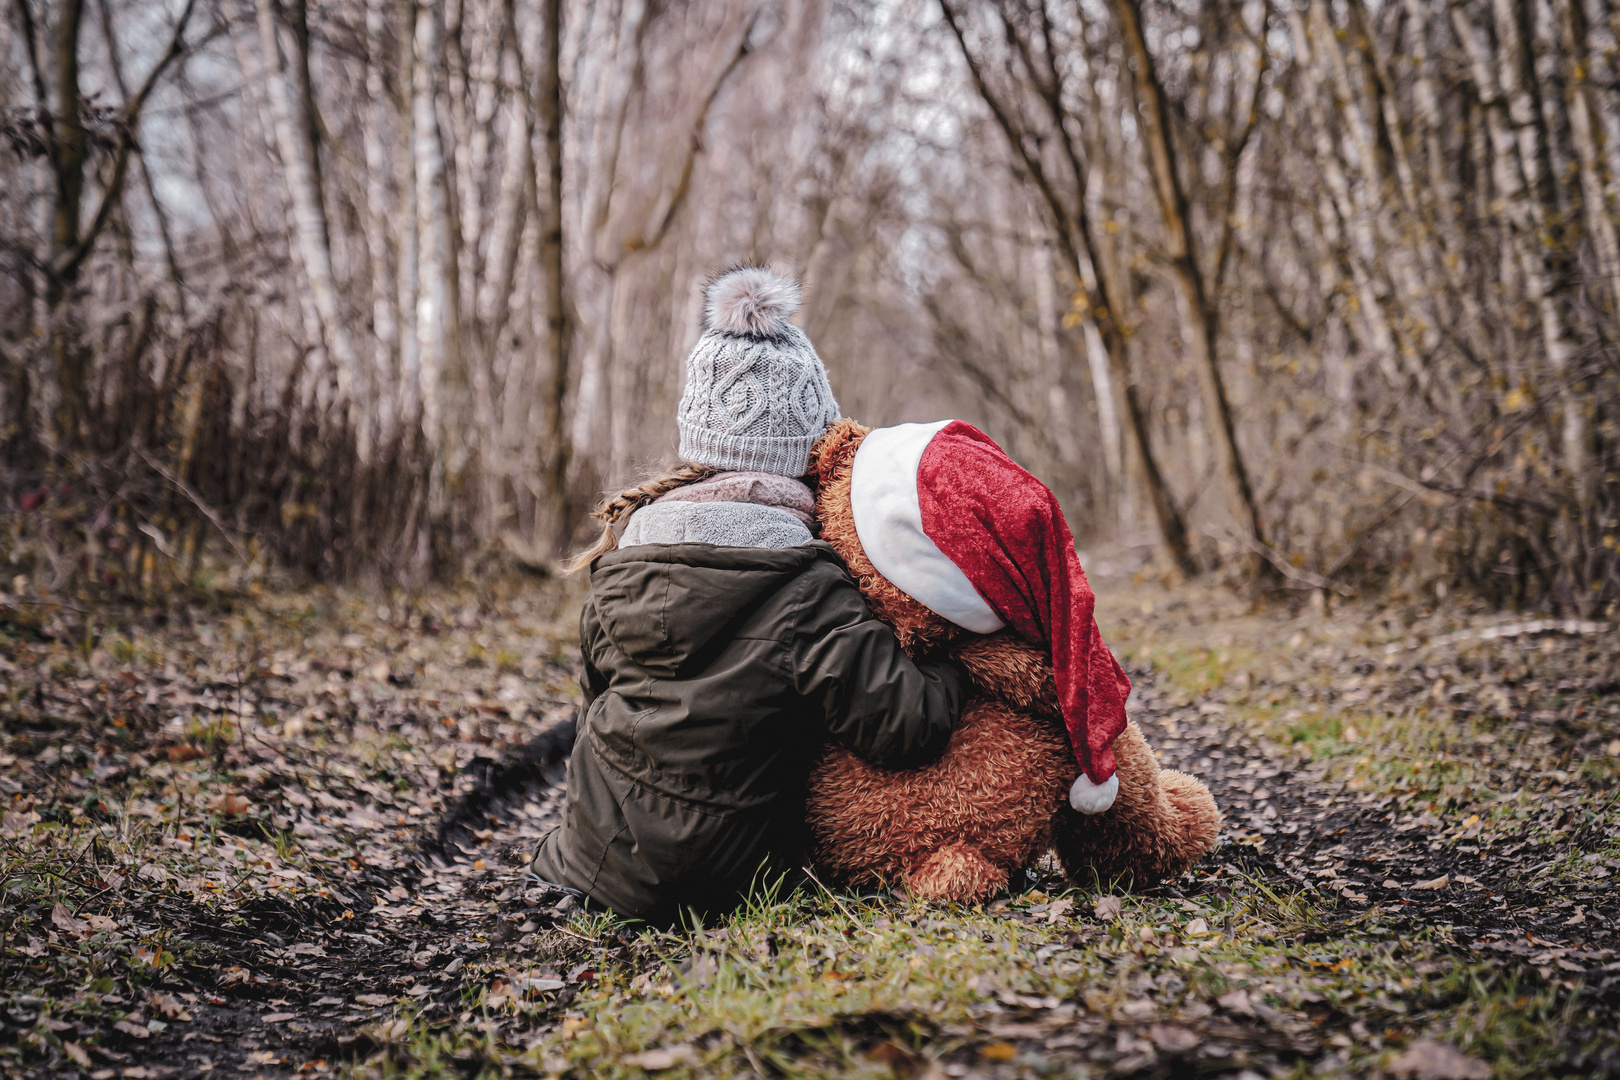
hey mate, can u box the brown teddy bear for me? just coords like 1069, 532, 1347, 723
803, 418, 1220, 902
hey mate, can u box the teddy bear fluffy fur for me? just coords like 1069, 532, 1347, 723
803, 418, 1221, 902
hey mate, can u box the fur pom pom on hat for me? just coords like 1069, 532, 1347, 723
705, 266, 802, 337
677, 267, 839, 477
849, 420, 1132, 809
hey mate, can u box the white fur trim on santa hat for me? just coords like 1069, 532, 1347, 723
849, 422, 1006, 634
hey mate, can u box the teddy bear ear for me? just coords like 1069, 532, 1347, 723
808, 417, 870, 485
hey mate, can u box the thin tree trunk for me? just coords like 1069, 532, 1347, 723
96, 0, 185, 318
1113, 0, 1265, 555
1557, 0, 1620, 317
1286, 4, 1406, 389
1452, 0, 1591, 505
47, 0, 88, 441
451, 3, 503, 530
412, 0, 465, 499
478, 0, 527, 342
230, 0, 324, 420
363, 0, 399, 442
939, 0, 1196, 576
1082, 320, 1122, 487
535, 0, 573, 551
255, 0, 366, 454
1396, 0, 1496, 369
396, 0, 421, 432
414, 0, 448, 453
463, 0, 504, 278
571, 0, 650, 475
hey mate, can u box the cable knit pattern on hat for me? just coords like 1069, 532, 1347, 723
677, 267, 840, 477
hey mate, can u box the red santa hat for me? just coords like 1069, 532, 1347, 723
849, 420, 1131, 814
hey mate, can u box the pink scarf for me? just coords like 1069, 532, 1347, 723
655, 471, 816, 526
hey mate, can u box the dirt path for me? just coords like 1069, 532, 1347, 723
4, 575, 1619, 1078
0, 579, 586, 1079
1103, 581, 1620, 991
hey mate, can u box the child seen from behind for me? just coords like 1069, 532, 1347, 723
528, 267, 964, 925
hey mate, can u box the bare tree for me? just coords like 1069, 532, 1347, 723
939, 0, 1198, 575
4, 0, 1618, 611
1113, 0, 1267, 559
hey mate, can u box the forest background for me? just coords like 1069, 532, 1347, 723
11, 3, 1620, 1078
6, 0, 1620, 610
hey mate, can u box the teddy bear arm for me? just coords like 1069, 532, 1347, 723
948, 634, 1060, 714
1106, 719, 1166, 814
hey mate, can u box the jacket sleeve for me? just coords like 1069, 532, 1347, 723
789, 568, 964, 769
578, 597, 609, 714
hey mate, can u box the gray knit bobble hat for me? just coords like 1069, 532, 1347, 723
676, 267, 840, 477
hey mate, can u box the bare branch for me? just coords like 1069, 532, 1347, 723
50, 0, 198, 282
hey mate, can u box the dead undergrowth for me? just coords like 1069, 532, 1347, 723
3, 571, 1619, 1079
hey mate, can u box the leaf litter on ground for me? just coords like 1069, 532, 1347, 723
2, 570, 1619, 1077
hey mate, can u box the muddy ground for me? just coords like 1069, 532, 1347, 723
3, 572, 1619, 1078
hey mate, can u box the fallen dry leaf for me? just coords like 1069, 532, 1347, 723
1046, 897, 1074, 923
262, 1012, 297, 1023
1183, 917, 1210, 937
622, 1045, 697, 1070
1411, 874, 1450, 891
146, 991, 192, 1021
208, 792, 251, 816
51, 901, 85, 936
355, 993, 393, 1007
978, 1042, 1017, 1062
166, 744, 206, 762
1387, 1040, 1491, 1080
112, 1020, 151, 1039
868, 1043, 919, 1070
1217, 988, 1256, 1016
1149, 1025, 1201, 1053
63, 1042, 91, 1068
1093, 895, 1124, 921
131, 945, 165, 967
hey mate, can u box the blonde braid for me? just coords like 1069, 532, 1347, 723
564, 462, 719, 573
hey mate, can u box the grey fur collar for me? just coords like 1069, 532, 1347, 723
618, 501, 812, 550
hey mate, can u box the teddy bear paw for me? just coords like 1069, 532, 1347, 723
904, 843, 1008, 904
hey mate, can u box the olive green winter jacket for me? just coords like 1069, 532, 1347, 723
529, 541, 963, 924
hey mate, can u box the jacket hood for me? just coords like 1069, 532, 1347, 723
589, 542, 829, 677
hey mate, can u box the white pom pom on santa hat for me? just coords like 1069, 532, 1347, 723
704, 266, 801, 337
1069, 772, 1119, 814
